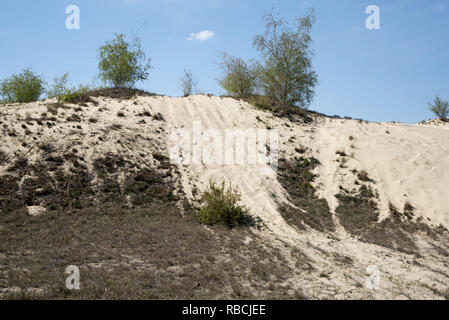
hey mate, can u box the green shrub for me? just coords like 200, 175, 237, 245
198, 180, 252, 228
58, 85, 90, 103
47, 72, 90, 103
97, 33, 152, 88
247, 94, 277, 111
429, 95, 449, 120
0, 68, 46, 103
47, 72, 71, 99
216, 53, 257, 98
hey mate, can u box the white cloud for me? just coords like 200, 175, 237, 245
186, 30, 215, 41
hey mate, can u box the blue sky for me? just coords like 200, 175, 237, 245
1, 0, 448, 123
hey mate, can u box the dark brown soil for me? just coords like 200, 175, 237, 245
335, 185, 379, 236
0, 150, 7, 165
0, 149, 177, 214
0, 205, 303, 299
276, 156, 335, 232
335, 185, 449, 256
72, 88, 158, 105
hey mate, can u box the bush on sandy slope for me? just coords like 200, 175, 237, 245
216, 53, 258, 98
429, 95, 449, 120
253, 10, 318, 110
47, 72, 91, 103
47, 72, 71, 99
198, 180, 252, 228
0, 68, 46, 103
180, 70, 197, 96
97, 33, 152, 89
57, 85, 91, 103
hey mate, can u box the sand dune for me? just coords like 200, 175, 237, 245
311, 118, 449, 228
146, 95, 449, 229
1, 93, 448, 299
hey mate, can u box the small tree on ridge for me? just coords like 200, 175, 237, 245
180, 70, 197, 96
97, 33, 152, 88
253, 10, 318, 110
429, 95, 449, 120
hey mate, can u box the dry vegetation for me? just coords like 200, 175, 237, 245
0, 205, 301, 299
276, 156, 334, 232
335, 178, 449, 256
1, 90, 449, 300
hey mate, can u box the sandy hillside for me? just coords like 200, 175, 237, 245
1, 91, 448, 299
311, 117, 449, 228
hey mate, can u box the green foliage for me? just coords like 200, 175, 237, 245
181, 70, 197, 96
47, 72, 71, 98
97, 33, 152, 88
253, 11, 318, 109
217, 53, 258, 98
429, 95, 449, 120
58, 85, 90, 103
0, 68, 46, 103
47, 72, 90, 103
198, 180, 252, 228
247, 94, 277, 111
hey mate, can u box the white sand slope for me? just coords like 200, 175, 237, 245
146, 95, 449, 299
312, 118, 449, 228
149, 95, 449, 299
1, 94, 448, 299
147, 95, 449, 229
